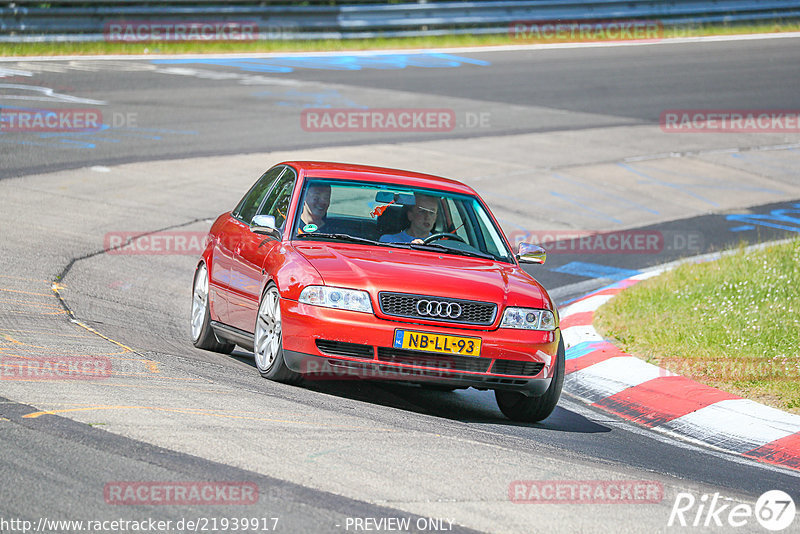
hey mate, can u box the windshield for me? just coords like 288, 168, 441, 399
292, 179, 514, 263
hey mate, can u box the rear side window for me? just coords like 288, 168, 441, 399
233, 166, 285, 224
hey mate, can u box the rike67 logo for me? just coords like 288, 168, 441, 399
668, 490, 796, 531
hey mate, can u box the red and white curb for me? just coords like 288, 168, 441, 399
560, 268, 800, 472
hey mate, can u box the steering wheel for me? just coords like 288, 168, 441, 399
422, 232, 466, 244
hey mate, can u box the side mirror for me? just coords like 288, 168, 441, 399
251, 215, 280, 238
517, 242, 546, 264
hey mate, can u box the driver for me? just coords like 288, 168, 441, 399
379, 193, 438, 243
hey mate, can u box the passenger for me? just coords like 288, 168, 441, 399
299, 183, 331, 232
379, 193, 439, 243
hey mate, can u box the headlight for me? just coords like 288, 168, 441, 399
500, 307, 557, 331
298, 286, 373, 314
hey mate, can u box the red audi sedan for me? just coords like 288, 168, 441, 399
191, 161, 563, 422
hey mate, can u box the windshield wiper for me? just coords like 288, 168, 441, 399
296, 233, 498, 259
406, 242, 497, 260
296, 233, 405, 248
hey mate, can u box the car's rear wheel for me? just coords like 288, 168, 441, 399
495, 336, 565, 422
254, 285, 302, 384
191, 263, 234, 354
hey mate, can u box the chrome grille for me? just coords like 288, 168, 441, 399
378, 292, 497, 325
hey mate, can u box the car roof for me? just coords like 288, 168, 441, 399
279, 161, 477, 195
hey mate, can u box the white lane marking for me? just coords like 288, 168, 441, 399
561, 324, 603, 348
0, 84, 107, 105
2, 32, 800, 62
566, 356, 670, 400
0, 67, 33, 78
662, 399, 800, 453
560, 294, 614, 317
629, 269, 667, 281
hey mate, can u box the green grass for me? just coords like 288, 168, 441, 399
2, 22, 799, 57
594, 238, 800, 414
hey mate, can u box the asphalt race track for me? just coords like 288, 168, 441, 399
1, 36, 800, 533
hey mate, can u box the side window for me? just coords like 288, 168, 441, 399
258, 168, 297, 229
444, 197, 470, 243
233, 166, 285, 223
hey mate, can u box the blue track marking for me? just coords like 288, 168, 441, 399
726, 204, 800, 233
551, 261, 641, 280
152, 53, 490, 73
566, 341, 605, 360
0, 122, 196, 150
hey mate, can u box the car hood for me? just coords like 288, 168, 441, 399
292, 243, 551, 310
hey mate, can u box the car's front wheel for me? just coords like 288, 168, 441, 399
254, 285, 302, 384
495, 336, 565, 423
191, 263, 234, 354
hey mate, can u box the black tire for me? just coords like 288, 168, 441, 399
191, 264, 235, 354
254, 285, 302, 385
495, 336, 565, 422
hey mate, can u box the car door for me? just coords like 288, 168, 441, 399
214, 165, 286, 326
227, 166, 297, 333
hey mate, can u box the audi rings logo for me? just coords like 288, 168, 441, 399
416, 300, 462, 319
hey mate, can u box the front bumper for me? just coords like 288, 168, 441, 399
281, 300, 559, 395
